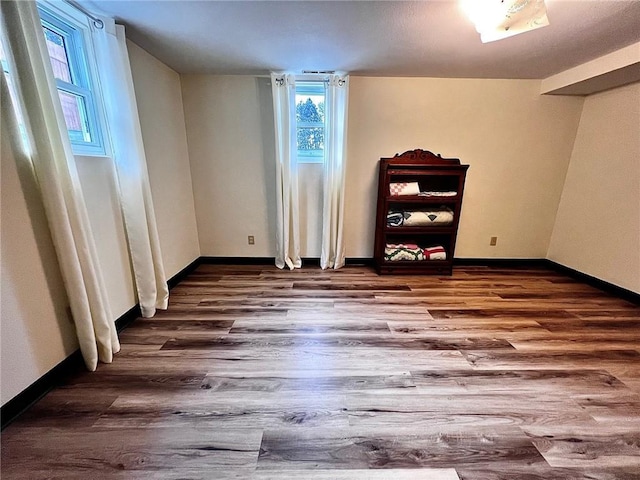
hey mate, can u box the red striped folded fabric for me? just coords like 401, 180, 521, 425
423, 246, 446, 260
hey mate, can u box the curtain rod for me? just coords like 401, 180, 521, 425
62, 0, 104, 29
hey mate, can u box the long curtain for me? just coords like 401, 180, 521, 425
0, 0, 119, 371
271, 73, 301, 270
92, 18, 168, 317
321, 75, 349, 269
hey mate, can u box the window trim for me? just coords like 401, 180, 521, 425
37, 2, 108, 157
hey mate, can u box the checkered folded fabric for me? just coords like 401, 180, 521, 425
389, 182, 420, 196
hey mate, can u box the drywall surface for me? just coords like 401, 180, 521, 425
1, 119, 77, 405
182, 75, 584, 259
548, 82, 640, 293
127, 41, 200, 277
0, 125, 139, 407
345, 77, 584, 258
182, 75, 277, 256
1, 41, 199, 406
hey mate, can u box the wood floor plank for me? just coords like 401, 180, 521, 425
524, 425, 640, 468
1, 427, 262, 477
509, 338, 640, 351
229, 320, 393, 335
461, 349, 640, 370
160, 334, 514, 351
409, 369, 630, 395
253, 468, 461, 479
343, 392, 596, 428
200, 373, 417, 393
429, 308, 580, 319
94, 391, 349, 429
257, 426, 546, 470
59, 372, 207, 392
456, 466, 640, 480
570, 392, 640, 426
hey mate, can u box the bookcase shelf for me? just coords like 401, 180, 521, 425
374, 149, 469, 275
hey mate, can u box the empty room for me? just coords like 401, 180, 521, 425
1, 0, 639, 478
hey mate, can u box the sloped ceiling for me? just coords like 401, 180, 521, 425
86, 0, 640, 81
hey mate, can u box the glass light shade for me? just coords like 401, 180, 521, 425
461, 0, 549, 43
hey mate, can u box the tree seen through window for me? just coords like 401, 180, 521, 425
295, 81, 325, 162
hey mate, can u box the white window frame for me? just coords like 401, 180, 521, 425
295, 80, 326, 164
37, 1, 109, 157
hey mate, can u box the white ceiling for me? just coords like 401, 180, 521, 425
86, 0, 640, 79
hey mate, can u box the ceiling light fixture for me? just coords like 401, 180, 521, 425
460, 0, 550, 43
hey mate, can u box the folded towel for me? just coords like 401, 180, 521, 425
386, 211, 405, 227
384, 244, 447, 261
424, 246, 447, 260
384, 243, 425, 261
402, 207, 454, 226
418, 191, 457, 197
389, 182, 420, 196
386, 243, 420, 250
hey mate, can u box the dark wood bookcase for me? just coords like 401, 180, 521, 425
373, 149, 469, 275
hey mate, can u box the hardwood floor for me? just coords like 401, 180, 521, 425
2, 264, 640, 479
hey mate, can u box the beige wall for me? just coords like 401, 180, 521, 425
548, 82, 640, 293
1, 133, 135, 407
128, 41, 200, 276
182, 75, 277, 256
184, 75, 584, 259
182, 75, 326, 258
345, 77, 584, 258
1, 41, 198, 406
1, 119, 79, 405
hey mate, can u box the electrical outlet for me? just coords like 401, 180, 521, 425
248, 235, 255, 245
490, 236, 498, 246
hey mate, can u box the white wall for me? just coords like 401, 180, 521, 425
128, 41, 200, 276
183, 75, 584, 259
548, 82, 640, 293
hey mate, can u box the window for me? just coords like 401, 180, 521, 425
0, 34, 28, 146
38, 5, 105, 156
0, 37, 10, 76
295, 81, 325, 163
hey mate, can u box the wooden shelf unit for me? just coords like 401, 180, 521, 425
374, 149, 469, 275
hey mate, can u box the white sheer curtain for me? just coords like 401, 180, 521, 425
92, 18, 168, 317
0, 0, 119, 371
271, 73, 301, 270
321, 74, 349, 269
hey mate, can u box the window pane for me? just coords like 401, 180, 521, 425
295, 82, 325, 161
0, 38, 9, 73
297, 126, 324, 152
296, 96, 324, 123
43, 27, 72, 83
0, 37, 29, 147
58, 90, 91, 143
